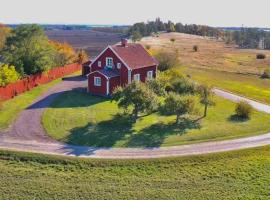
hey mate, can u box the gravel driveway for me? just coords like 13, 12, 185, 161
0, 76, 270, 159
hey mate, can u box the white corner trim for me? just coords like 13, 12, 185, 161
106, 80, 109, 95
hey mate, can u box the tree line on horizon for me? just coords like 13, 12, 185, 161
128, 18, 270, 50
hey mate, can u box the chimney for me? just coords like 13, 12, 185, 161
121, 38, 128, 47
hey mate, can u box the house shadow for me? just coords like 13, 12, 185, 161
126, 118, 201, 148
27, 90, 107, 109
65, 113, 134, 147
62, 75, 87, 82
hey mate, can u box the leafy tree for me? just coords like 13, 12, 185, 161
76, 49, 89, 64
112, 81, 159, 121
197, 84, 215, 117
154, 50, 180, 71
146, 79, 166, 96
131, 31, 142, 42
163, 93, 196, 123
49, 40, 76, 66
261, 68, 270, 79
235, 101, 253, 119
0, 64, 20, 87
169, 77, 196, 95
2, 24, 56, 75
0, 24, 11, 51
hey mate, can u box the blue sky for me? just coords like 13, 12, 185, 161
1, 0, 270, 27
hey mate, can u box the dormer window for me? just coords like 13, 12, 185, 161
98, 61, 102, 67
106, 57, 113, 68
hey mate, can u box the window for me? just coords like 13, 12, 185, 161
133, 74, 140, 82
147, 71, 153, 80
117, 63, 121, 69
94, 77, 101, 86
98, 61, 102, 67
106, 57, 113, 68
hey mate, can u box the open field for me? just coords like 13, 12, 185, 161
182, 67, 270, 104
141, 32, 270, 75
0, 146, 270, 199
42, 90, 270, 147
46, 30, 123, 58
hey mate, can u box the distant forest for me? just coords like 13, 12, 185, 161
128, 18, 270, 50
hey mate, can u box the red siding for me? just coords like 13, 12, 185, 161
88, 72, 107, 95
109, 76, 121, 94
90, 47, 129, 85
131, 65, 157, 82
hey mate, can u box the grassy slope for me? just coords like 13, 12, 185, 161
141, 33, 270, 104
182, 67, 270, 104
0, 147, 270, 199
42, 91, 270, 147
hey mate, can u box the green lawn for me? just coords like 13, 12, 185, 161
182, 67, 270, 104
0, 147, 270, 199
0, 72, 80, 131
42, 90, 270, 147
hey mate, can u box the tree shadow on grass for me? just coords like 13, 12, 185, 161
228, 114, 249, 123
65, 113, 134, 147
127, 118, 201, 148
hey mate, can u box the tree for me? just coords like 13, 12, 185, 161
261, 68, 270, 79
193, 45, 199, 52
169, 77, 196, 94
146, 79, 166, 96
76, 49, 89, 64
154, 50, 180, 71
163, 93, 195, 124
197, 84, 215, 117
0, 64, 20, 87
49, 40, 76, 66
131, 31, 142, 42
112, 81, 159, 121
0, 24, 11, 51
2, 24, 56, 75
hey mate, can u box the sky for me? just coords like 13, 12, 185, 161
1, 0, 270, 27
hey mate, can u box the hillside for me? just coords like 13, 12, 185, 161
141, 32, 270, 75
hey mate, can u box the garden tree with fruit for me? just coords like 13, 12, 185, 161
0, 64, 20, 87
1, 24, 56, 75
49, 40, 77, 66
163, 92, 196, 124
197, 84, 215, 117
112, 81, 159, 121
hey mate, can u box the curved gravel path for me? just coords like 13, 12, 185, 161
0, 75, 270, 159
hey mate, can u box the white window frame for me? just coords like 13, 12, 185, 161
106, 57, 113, 68
98, 61, 102, 67
94, 77, 101, 86
147, 71, 153, 80
117, 63, 121, 69
133, 74, 140, 82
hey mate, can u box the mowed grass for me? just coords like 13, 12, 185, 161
0, 147, 270, 199
182, 67, 270, 104
42, 90, 270, 147
0, 71, 81, 131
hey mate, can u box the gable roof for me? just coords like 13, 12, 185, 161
88, 69, 120, 79
111, 43, 158, 70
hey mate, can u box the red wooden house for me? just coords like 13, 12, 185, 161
86, 39, 158, 96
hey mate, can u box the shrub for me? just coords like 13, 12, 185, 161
193, 45, 199, 52
0, 64, 20, 87
154, 50, 180, 71
235, 101, 253, 119
170, 38, 175, 43
256, 54, 266, 59
261, 68, 270, 79
145, 45, 151, 50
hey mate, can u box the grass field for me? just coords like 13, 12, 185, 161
0, 147, 270, 199
182, 67, 270, 104
42, 90, 270, 147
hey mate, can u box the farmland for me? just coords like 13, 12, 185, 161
46, 30, 123, 58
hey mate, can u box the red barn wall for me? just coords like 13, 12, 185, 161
109, 76, 121, 94
131, 65, 157, 82
88, 72, 107, 95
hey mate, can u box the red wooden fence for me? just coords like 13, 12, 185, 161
0, 63, 82, 100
